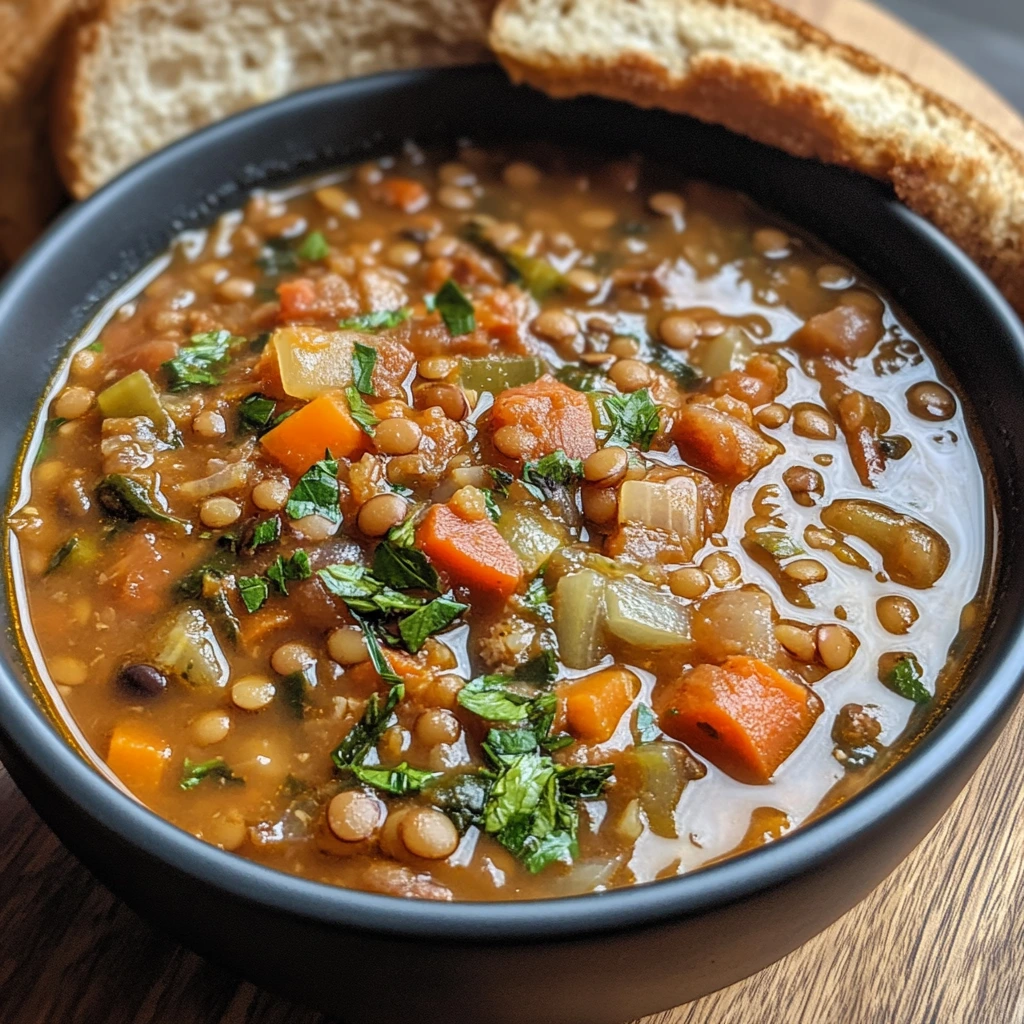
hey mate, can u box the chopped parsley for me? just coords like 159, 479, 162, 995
482, 489, 502, 523
162, 330, 239, 391
603, 388, 661, 450
285, 454, 341, 523
398, 596, 468, 654
348, 762, 442, 795
180, 757, 244, 791
45, 535, 79, 574
331, 680, 405, 767
886, 656, 931, 704
237, 575, 270, 613
345, 386, 379, 436
352, 342, 378, 395
435, 278, 475, 336
248, 516, 281, 552
339, 308, 411, 332
317, 564, 424, 616
266, 550, 312, 595
522, 575, 554, 623
297, 230, 330, 262
238, 393, 277, 431
520, 449, 584, 501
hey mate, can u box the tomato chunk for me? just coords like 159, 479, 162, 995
489, 374, 597, 461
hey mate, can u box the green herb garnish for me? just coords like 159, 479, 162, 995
297, 230, 330, 262
603, 388, 661, 450
634, 704, 661, 744
345, 386, 379, 436
348, 762, 442, 795
238, 393, 277, 431
886, 657, 931, 704
255, 238, 300, 276
651, 345, 701, 389
339, 308, 411, 332
520, 449, 584, 501
162, 330, 239, 391
372, 538, 440, 593
45, 535, 79, 574
435, 279, 475, 336
398, 596, 468, 654
317, 564, 425, 616
285, 454, 341, 523
180, 757, 244, 791
267, 550, 312, 595
522, 575, 554, 623
96, 474, 184, 526
279, 667, 316, 719
331, 680, 405, 767
352, 342, 378, 396
430, 773, 494, 833
248, 517, 281, 552
482, 489, 501, 523
237, 575, 270, 613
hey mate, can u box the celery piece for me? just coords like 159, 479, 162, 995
496, 506, 567, 575
605, 577, 691, 649
153, 607, 229, 688
553, 569, 607, 670
459, 356, 545, 394
97, 370, 176, 441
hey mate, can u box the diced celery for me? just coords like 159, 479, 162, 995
633, 742, 705, 839
97, 370, 176, 440
459, 356, 545, 394
497, 506, 567, 575
153, 607, 229, 688
554, 569, 607, 670
506, 250, 566, 299
700, 326, 752, 377
617, 479, 702, 555
604, 577, 691, 649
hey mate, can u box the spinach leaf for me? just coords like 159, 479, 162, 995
634, 703, 661, 744
484, 727, 541, 759
266, 550, 312, 595
354, 616, 404, 686
45, 535, 79, 574
347, 762, 442, 796
651, 345, 701, 389
556, 763, 616, 798
430, 772, 493, 833
285, 454, 341, 522
339, 308, 411, 332
248, 516, 281, 552
435, 279, 475, 336
237, 575, 270, 613
513, 650, 558, 686
554, 364, 609, 393
238, 393, 277, 431
520, 449, 584, 501
457, 676, 536, 722
317, 564, 424, 616
886, 657, 931, 704
331, 680, 405, 766
180, 757, 244, 791
162, 330, 238, 391
372, 539, 440, 593
352, 342, 378, 395
398, 596, 468, 654
345, 386, 379, 436
279, 667, 316, 720
96, 474, 183, 526
297, 230, 330, 262
603, 389, 660, 450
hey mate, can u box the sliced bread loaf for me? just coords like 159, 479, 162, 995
53, 0, 497, 199
490, 0, 1024, 316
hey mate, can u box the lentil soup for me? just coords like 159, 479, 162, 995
6, 144, 991, 901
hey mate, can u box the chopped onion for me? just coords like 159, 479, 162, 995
175, 458, 251, 500
605, 577, 691, 649
153, 607, 229, 688
617, 478, 702, 556
554, 569, 607, 669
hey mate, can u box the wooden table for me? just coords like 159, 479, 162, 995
4, 3, 1024, 1022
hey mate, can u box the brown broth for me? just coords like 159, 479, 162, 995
5, 144, 993, 900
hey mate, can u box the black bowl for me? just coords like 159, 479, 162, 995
2, 65, 1023, 1024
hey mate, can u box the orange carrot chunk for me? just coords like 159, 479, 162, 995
277, 278, 318, 320
559, 667, 641, 744
655, 656, 823, 784
373, 177, 429, 213
416, 503, 523, 597
106, 722, 172, 794
489, 374, 597, 462
260, 392, 364, 476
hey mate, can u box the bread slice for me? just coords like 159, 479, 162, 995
52, 0, 497, 200
490, 0, 1024, 318
0, 0, 82, 269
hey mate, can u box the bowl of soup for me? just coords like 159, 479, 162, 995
1, 65, 1022, 1023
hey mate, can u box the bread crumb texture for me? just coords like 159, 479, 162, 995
491, 0, 1024, 317
54, 0, 496, 198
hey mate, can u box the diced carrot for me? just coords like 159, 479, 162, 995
655, 656, 823, 784
673, 401, 777, 483
260, 392, 364, 476
277, 279, 318, 320
789, 303, 882, 360
489, 374, 597, 461
558, 667, 641, 744
372, 177, 429, 213
416, 503, 523, 597
107, 721, 172, 794
238, 607, 293, 652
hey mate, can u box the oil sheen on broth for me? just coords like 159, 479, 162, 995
6, 144, 991, 901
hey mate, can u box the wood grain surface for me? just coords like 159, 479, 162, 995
3, 3, 1023, 1022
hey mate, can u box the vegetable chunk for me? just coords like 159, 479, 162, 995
260, 392, 364, 476
107, 722, 172, 794
559, 667, 640, 744
656, 656, 823, 783
673, 401, 777, 482
417, 503, 523, 597
489, 374, 597, 461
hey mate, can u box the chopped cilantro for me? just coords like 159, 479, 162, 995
162, 330, 239, 391
886, 656, 931, 704
180, 757, 244, 791
435, 279, 475, 336
603, 389, 661, 450
237, 575, 270, 613
266, 549, 312, 595
520, 449, 584, 501
248, 516, 281, 552
238, 393, 277, 431
297, 230, 330, 262
398, 596, 468, 654
339, 308, 411, 332
347, 762, 442, 796
345, 386, 379, 436
331, 679, 405, 767
285, 454, 341, 523
352, 342, 378, 395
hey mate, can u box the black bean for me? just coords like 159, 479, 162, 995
117, 663, 168, 697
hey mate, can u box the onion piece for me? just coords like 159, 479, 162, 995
175, 459, 251, 501
554, 569, 607, 670
605, 577, 691, 649
153, 607, 229, 688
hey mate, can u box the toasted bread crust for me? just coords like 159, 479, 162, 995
493, 0, 1024, 318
